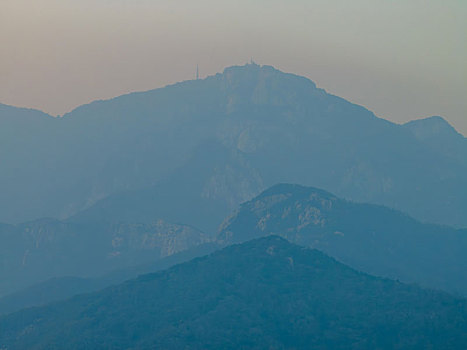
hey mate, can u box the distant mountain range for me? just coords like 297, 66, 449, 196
1, 63, 467, 232
0, 243, 219, 316
218, 184, 467, 295
1, 236, 466, 349
0, 218, 210, 297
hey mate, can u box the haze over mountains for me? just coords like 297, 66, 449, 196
0, 243, 219, 315
1, 63, 466, 232
1, 237, 466, 350
1, 63, 467, 348
1, 184, 465, 313
0, 218, 210, 297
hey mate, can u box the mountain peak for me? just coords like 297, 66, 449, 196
222, 61, 263, 74
404, 116, 464, 140
220, 63, 318, 96
222, 62, 281, 75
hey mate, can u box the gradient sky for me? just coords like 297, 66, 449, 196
1, 0, 466, 134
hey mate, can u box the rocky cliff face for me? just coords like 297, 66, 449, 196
108, 220, 210, 258
218, 184, 467, 295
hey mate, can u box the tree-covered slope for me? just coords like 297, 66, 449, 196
1, 236, 466, 349
218, 184, 467, 295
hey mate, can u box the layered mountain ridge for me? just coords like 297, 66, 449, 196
1, 236, 466, 349
1, 183, 466, 313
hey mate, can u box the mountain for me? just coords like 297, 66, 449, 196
70, 140, 263, 234
0, 243, 219, 316
1, 236, 466, 349
404, 116, 467, 166
1, 63, 467, 230
218, 184, 467, 295
0, 218, 209, 297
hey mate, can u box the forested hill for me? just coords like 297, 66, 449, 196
1, 236, 466, 349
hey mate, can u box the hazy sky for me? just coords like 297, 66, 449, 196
1, 0, 466, 134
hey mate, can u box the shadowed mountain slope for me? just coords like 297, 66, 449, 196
218, 184, 467, 295
0, 243, 219, 316
0, 218, 209, 297
70, 140, 263, 234
1, 236, 466, 349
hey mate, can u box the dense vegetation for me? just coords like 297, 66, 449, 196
1, 236, 466, 349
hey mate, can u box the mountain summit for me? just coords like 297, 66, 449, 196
1, 64, 466, 229
404, 116, 467, 165
405, 116, 464, 139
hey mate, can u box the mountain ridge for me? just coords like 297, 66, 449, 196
1, 63, 466, 228
3, 67, 463, 137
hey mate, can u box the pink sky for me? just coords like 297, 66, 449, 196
1, 0, 466, 134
